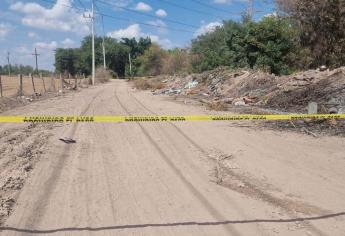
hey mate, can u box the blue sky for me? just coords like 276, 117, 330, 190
0, 0, 275, 70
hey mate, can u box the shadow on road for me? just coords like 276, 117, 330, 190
1, 212, 344, 234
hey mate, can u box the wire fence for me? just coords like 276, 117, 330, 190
0, 74, 85, 98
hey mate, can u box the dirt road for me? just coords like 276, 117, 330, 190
0, 80, 344, 235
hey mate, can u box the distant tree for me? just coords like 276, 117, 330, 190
276, 0, 345, 68
0, 64, 47, 75
191, 17, 297, 75
55, 48, 79, 76
121, 37, 151, 58
137, 44, 166, 76
121, 37, 152, 76
162, 48, 191, 74
55, 36, 131, 77
243, 16, 298, 74
191, 22, 230, 72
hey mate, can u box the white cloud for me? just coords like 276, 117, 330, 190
155, 9, 167, 17
27, 31, 38, 38
12, 43, 56, 70
213, 0, 231, 4
34, 41, 58, 51
107, 24, 173, 49
109, 0, 132, 7
149, 35, 173, 49
264, 12, 278, 18
135, 2, 152, 12
107, 24, 141, 39
194, 21, 223, 37
0, 23, 11, 40
14, 46, 31, 55
147, 20, 167, 33
10, 0, 89, 35
61, 38, 76, 48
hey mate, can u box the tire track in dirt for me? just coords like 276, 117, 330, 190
89, 124, 118, 223
113, 87, 243, 236
126, 87, 328, 236
15, 89, 105, 230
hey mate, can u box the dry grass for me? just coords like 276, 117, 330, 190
133, 78, 165, 90
0, 75, 63, 97
94, 68, 113, 84
209, 101, 227, 111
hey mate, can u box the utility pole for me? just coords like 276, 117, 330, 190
128, 53, 132, 79
91, 0, 95, 85
84, 1, 96, 85
32, 48, 40, 74
247, 0, 253, 19
6, 51, 11, 76
101, 15, 106, 69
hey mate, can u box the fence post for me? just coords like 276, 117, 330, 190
74, 76, 78, 89
18, 74, 23, 96
60, 73, 63, 92
0, 75, 3, 97
40, 73, 46, 92
51, 74, 56, 91
30, 73, 36, 94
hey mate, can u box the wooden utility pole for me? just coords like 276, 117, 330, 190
91, 0, 95, 85
247, 0, 253, 19
32, 48, 40, 74
6, 52, 11, 76
83, 1, 95, 85
101, 15, 106, 69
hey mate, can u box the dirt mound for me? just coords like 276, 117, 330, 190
140, 67, 345, 114
132, 67, 345, 136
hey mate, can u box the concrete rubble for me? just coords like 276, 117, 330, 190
150, 67, 345, 115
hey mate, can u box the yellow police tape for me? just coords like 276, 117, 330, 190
0, 114, 345, 123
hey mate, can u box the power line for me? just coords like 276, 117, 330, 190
155, 0, 222, 17
189, 0, 243, 15
38, 0, 84, 13
100, 13, 194, 33
76, 0, 87, 10
95, 0, 199, 29
38, 0, 194, 33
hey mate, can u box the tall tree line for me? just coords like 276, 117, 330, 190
55, 0, 345, 77
0, 64, 50, 76
55, 36, 151, 77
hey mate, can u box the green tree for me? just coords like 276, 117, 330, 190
276, 0, 345, 68
191, 17, 298, 75
137, 44, 166, 76
121, 37, 151, 58
55, 36, 131, 77
162, 48, 191, 74
55, 48, 79, 76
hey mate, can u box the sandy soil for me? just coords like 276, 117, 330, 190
0, 75, 77, 97
0, 80, 344, 235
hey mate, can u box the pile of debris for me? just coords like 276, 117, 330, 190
131, 67, 345, 136
149, 67, 345, 115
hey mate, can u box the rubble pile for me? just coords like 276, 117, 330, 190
149, 67, 345, 115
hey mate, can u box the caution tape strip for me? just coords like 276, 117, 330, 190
0, 114, 345, 123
